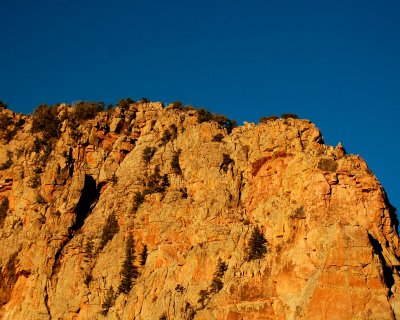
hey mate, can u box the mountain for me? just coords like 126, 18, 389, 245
0, 100, 399, 319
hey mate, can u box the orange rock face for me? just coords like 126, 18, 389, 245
0, 102, 398, 319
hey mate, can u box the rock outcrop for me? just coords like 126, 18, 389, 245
0, 101, 399, 319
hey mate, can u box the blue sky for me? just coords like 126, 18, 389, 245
1, 0, 399, 210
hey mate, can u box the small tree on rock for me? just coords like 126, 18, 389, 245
118, 235, 138, 294
247, 226, 267, 261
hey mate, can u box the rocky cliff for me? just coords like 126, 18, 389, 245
0, 101, 399, 320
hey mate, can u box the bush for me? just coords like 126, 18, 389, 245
84, 272, 93, 286
144, 166, 169, 194
317, 158, 338, 172
214, 258, 228, 278
117, 98, 135, 109
281, 113, 299, 119
221, 154, 234, 173
36, 194, 46, 204
247, 226, 267, 261
101, 287, 116, 315
161, 129, 172, 145
198, 289, 210, 309
99, 213, 119, 250
171, 149, 182, 175
170, 101, 183, 109
0, 113, 12, 131
72, 101, 104, 121
0, 197, 9, 228
175, 284, 185, 293
197, 108, 237, 133
210, 258, 228, 294
85, 240, 94, 259
118, 235, 138, 294
132, 191, 145, 212
140, 244, 148, 265
212, 133, 224, 142
0, 158, 12, 171
29, 174, 41, 188
142, 147, 156, 163
31, 104, 61, 139
197, 108, 213, 123
210, 277, 223, 293
0, 100, 8, 109
180, 187, 188, 199
259, 115, 279, 123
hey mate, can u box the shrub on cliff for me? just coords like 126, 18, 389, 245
132, 191, 145, 212
221, 154, 234, 173
118, 235, 138, 294
0, 198, 9, 228
317, 158, 338, 172
99, 213, 119, 250
171, 149, 182, 175
101, 287, 116, 315
259, 115, 279, 123
247, 226, 267, 261
0, 100, 8, 109
71, 101, 104, 122
31, 104, 61, 139
281, 113, 299, 119
142, 147, 156, 163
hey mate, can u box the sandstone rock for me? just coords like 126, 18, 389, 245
0, 102, 398, 319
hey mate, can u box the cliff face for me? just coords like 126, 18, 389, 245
0, 102, 399, 320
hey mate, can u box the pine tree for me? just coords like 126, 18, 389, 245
118, 235, 138, 294
247, 226, 267, 261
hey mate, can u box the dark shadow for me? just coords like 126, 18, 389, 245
368, 233, 394, 295
72, 175, 99, 231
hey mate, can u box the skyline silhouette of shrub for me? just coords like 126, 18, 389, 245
170, 101, 183, 109
197, 108, 213, 123
31, 104, 61, 139
71, 101, 104, 121
171, 149, 182, 175
221, 154, 234, 173
259, 115, 279, 123
0, 100, 8, 109
117, 97, 135, 109
118, 235, 138, 294
142, 146, 156, 163
281, 113, 299, 119
247, 226, 267, 261
99, 213, 119, 250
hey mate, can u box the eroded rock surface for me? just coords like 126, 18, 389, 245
0, 102, 398, 319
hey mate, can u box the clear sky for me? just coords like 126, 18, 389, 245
1, 0, 399, 210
